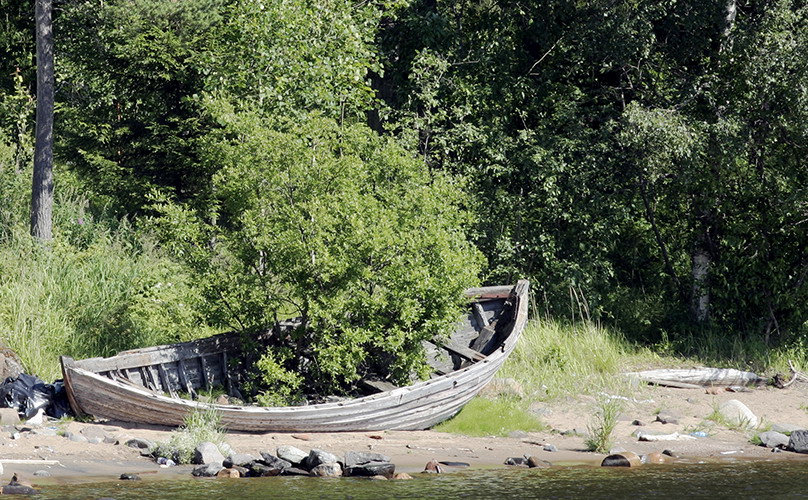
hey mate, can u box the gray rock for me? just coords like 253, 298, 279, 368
608, 447, 627, 455
66, 432, 88, 443
282, 467, 311, 476
276, 445, 308, 466
718, 400, 758, 429
193, 442, 225, 466
31, 427, 57, 437
526, 456, 552, 468
81, 426, 115, 443
309, 462, 342, 477
247, 462, 283, 477
344, 461, 395, 478
758, 431, 789, 449
787, 429, 808, 454
631, 420, 646, 426
125, 438, 154, 450
504, 457, 527, 466
344, 450, 391, 467
543, 444, 558, 452
305, 449, 340, 470
191, 463, 224, 477
32, 470, 50, 477
2, 484, 39, 495
258, 451, 292, 470
223, 453, 257, 468
772, 423, 805, 434
119, 473, 141, 480
655, 413, 679, 425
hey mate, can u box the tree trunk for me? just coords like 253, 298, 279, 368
31, 0, 54, 241
690, 212, 715, 324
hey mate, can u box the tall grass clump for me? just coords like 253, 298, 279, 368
434, 397, 545, 436
153, 407, 229, 464
0, 164, 217, 379
498, 319, 655, 401
584, 396, 622, 453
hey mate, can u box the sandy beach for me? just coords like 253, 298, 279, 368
2, 380, 808, 486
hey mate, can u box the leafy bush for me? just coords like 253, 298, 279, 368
150, 108, 483, 399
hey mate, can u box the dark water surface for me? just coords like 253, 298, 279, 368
34, 461, 808, 499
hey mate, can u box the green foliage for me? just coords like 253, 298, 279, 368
434, 397, 544, 437
150, 108, 483, 397
585, 396, 622, 454
0, 149, 217, 379
153, 407, 229, 464
498, 319, 649, 401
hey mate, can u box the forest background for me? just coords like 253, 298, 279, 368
0, 0, 806, 402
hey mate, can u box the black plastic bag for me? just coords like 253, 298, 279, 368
0, 373, 72, 420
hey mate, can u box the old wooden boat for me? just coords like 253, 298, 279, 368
60, 280, 529, 431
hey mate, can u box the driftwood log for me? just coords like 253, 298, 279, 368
625, 368, 765, 388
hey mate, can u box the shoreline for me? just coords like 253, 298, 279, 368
3, 382, 808, 485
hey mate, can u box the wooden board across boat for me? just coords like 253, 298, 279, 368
60, 280, 529, 431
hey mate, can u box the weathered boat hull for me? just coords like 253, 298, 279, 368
60, 281, 529, 431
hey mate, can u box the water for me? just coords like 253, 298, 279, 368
32, 461, 808, 500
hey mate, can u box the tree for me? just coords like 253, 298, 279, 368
31, 0, 53, 241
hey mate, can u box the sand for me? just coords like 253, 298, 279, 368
2, 380, 808, 486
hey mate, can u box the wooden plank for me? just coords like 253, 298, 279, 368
157, 363, 178, 398
199, 356, 211, 390
222, 352, 235, 397
359, 379, 399, 394
443, 342, 486, 363
139, 367, 154, 391
176, 359, 196, 399
472, 302, 489, 328
470, 322, 498, 354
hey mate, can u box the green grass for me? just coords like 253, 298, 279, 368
152, 407, 230, 464
497, 319, 660, 401
0, 193, 218, 380
434, 397, 545, 436
584, 396, 622, 453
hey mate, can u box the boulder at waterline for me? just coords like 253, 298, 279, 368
192, 463, 224, 477
276, 445, 308, 466
787, 430, 808, 454
193, 442, 225, 466
758, 431, 789, 449
344, 461, 395, 478
247, 463, 283, 477
526, 456, 552, 468
309, 463, 342, 477
216, 468, 241, 478
305, 449, 340, 470
258, 452, 292, 470
423, 459, 442, 473
344, 450, 391, 467
601, 451, 641, 467
224, 453, 257, 468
